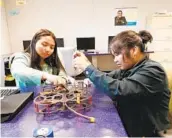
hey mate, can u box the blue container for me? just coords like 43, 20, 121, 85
33, 127, 54, 137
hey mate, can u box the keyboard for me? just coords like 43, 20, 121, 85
0, 87, 20, 97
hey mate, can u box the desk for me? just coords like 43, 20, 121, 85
85, 53, 119, 71
1, 87, 127, 137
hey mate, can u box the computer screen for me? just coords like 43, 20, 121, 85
56, 38, 64, 47
23, 40, 31, 50
108, 36, 115, 45
76, 37, 95, 51
108, 36, 115, 52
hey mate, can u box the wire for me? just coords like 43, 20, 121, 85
65, 103, 95, 123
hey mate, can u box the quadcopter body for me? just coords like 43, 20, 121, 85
34, 82, 95, 122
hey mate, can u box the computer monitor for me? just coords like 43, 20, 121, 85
108, 36, 115, 52
56, 38, 64, 47
108, 36, 115, 45
76, 37, 95, 51
23, 40, 31, 50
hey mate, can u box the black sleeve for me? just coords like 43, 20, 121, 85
106, 70, 121, 78
84, 65, 166, 98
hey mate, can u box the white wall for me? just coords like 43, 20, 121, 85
4, 0, 172, 53
1, 0, 12, 86
1, 0, 11, 56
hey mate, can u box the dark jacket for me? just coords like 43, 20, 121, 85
84, 58, 170, 137
115, 16, 127, 25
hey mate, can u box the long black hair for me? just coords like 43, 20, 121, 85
25, 29, 65, 75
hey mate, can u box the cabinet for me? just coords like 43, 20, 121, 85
147, 15, 172, 115
86, 53, 119, 72
147, 15, 172, 63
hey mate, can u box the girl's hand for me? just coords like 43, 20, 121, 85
73, 51, 91, 72
42, 73, 67, 86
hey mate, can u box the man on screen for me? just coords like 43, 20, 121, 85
115, 10, 127, 26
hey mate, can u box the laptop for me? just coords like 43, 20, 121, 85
0, 87, 20, 98
1, 90, 34, 123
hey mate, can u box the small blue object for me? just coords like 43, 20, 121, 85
33, 127, 54, 137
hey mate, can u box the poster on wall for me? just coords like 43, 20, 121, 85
114, 7, 138, 26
